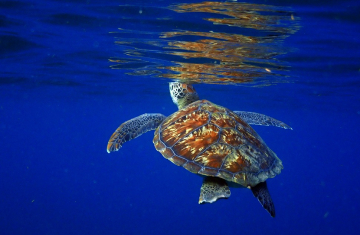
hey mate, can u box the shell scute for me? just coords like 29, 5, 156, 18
172, 123, 219, 160
221, 148, 250, 173
159, 147, 175, 159
154, 131, 166, 150
219, 128, 244, 147
153, 99, 283, 187
217, 170, 234, 182
195, 144, 232, 169
169, 155, 187, 166
228, 111, 250, 127
161, 110, 210, 147
161, 103, 200, 128
235, 124, 263, 149
199, 167, 219, 176
183, 162, 202, 173
200, 102, 227, 113
210, 112, 236, 128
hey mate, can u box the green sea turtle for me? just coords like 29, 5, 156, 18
107, 82, 291, 217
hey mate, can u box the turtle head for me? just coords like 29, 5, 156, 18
169, 82, 199, 110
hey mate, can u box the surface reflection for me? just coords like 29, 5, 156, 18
110, 1, 299, 86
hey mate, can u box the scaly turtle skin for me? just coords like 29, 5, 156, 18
107, 82, 291, 217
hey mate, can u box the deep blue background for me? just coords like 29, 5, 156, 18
1, 0, 360, 234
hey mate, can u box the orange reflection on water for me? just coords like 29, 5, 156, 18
160, 62, 258, 84
111, 1, 299, 86
170, 1, 298, 33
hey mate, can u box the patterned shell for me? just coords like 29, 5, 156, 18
153, 100, 283, 187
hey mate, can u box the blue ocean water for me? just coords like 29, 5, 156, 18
1, 0, 359, 234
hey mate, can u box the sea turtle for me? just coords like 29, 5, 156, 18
107, 82, 291, 217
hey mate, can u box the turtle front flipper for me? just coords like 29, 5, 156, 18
234, 111, 292, 130
199, 177, 231, 204
107, 113, 166, 153
250, 181, 275, 217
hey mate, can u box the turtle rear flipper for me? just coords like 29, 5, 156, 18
250, 181, 275, 217
107, 113, 166, 153
234, 111, 292, 130
199, 177, 231, 204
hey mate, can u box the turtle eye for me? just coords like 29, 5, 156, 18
185, 84, 196, 93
